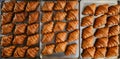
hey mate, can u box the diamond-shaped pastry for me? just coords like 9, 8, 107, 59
108, 35, 119, 47
14, 1, 26, 12
55, 32, 67, 43
108, 25, 119, 37
67, 20, 78, 31
65, 1, 78, 11
42, 2, 54, 11
55, 42, 67, 53
2, 23, 14, 34
94, 48, 107, 58
41, 12, 53, 23
42, 32, 54, 43
53, 12, 67, 21
1, 35, 13, 46
53, 22, 66, 32
54, 1, 66, 10
108, 5, 120, 15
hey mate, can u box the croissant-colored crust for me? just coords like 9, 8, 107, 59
82, 3, 96, 15
108, 25, 119, 37
95, 4, 109, 16
42, 32, 54, 43
82, 36, 94, 49
2, 23, 14, 34
81, 16, 94, 27
14, 1, 26, 12
53, 12, 67, 21
95, 37, 108, 48
95, 27, 109, 38
65, 1, 78, 11
41, 12, 53, 23
56, 32, 67, 43
93, 15, 107, 28
42, 2, 54, 11
53, 22, 66, 32
82, 47, 95, 58
108, 5, 120, 15
55, 42, 67, 53
54, 1, 66, 10
108, 35, 119, 47
13, 35, 26, 45
82, 26, 93, 39
67, 20, 78, 31
94, 48, 107, 58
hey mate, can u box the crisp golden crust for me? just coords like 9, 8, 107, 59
108, 5, 120, 15
42, 44, 55, 55
108, 35, 119, 47
65, 1, 78, 11
14, 1, 26, 12
53, 12, 67, 21
14, 24, 27, 35
94, 48, 107, 58
54, 1, 66, 10
67, 20, 78, 31
55, 42, 67, 53
41, 12, 53, 23
108, 25, 119, 37
56, 32, 67, 43
13, 35, 26, 45
1, 35, 13, 47
2, 23, 14, 34
42, 2, 54, 11
26, 1, 39, 12
53, 22, 66, 32
42, 32, 54, 43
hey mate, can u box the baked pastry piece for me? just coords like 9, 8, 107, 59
81, 16, 94, 27
67, 20, 78, 31
42, 2, 54, 11
54, 1, 66, 10
108, 5, 120, 15
2, 1, 15, 12
2, 23, 14, 34
95, 27, 109, 38
56, 32, 67, 43
55, 42, 67, 53
53, 12, 67, 21
1, 12, 13, 25
95, 4, 109, 16
27, 34, 39, 46
42, 44, 55, 55
28, 11, 39, 24
13, 35, 26, 45
42, 22, 54, 34
65, 1, 78, 11
66, 9, 78, 21
106, 46, 119, 57
1, 35, 13, 47
53, 22, 66, 32
27, 23, 39, 35
106, 15, 119, 27
14, 46, 28, 57
82, 36, 94, 49
93, 15, 107, 28
108, 35, 119, 47
95, 37, 108, 48
82, 47, 95, 58
82, 3, 96, 15
26, 1, 39, 12
14, 24, 27, 35
2, 46, 15, 57
14, 1, 26, 12
41, 12, 53, 23
82, 26, 93, 39
108, 25, 119, 37
13, 12, 28, 23
65, 43, 77, 56
26, 47, 39, 58
94, 48, 107, 58
42, 32, 54, 43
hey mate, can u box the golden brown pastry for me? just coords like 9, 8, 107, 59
65, 1, 78, 11
42, 32, 54, 43
82, 26, 93, 39
53, 22, 66, 32
2, 46, 15, 57
42, 44, 55, 55
108, 5, 120, 15
26, 1, 39, 12
42, 21, 54, 34
56, 32, 67, 43
1, 35, 13, 47
1, 12, 13, 25
65, 43, 77, 56
82, 3, 96, 15
95, 27, 109, 38
26, 47, 39, 58
14, 1, 26, 12
66, 9, 78, 21
53, 12, 67, 21
13, 12, 28, 23
28, 11, 39, 24
95, 4, 109, 16
54, 1, 66, 10
14, 46, 28, 57
41, 12, 53, 23
27, 23, 39, 35
14, 24, 27, 35
27, 34, 39, 46
108, 35, 119, 47
13, 35, 27, 45
82, 36, 94, 49
42, 2, 54, 11
94, 48, 107, 58
106, 46, 119, 57
95, 37, 108, 48
67, 20, 78, 31
2, 23, 14, 34
81, 16, 94, 27
82, 47, 95, 58
93, 15, 107, 28
55, 42, 67, 53
108, 25, 119, 37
